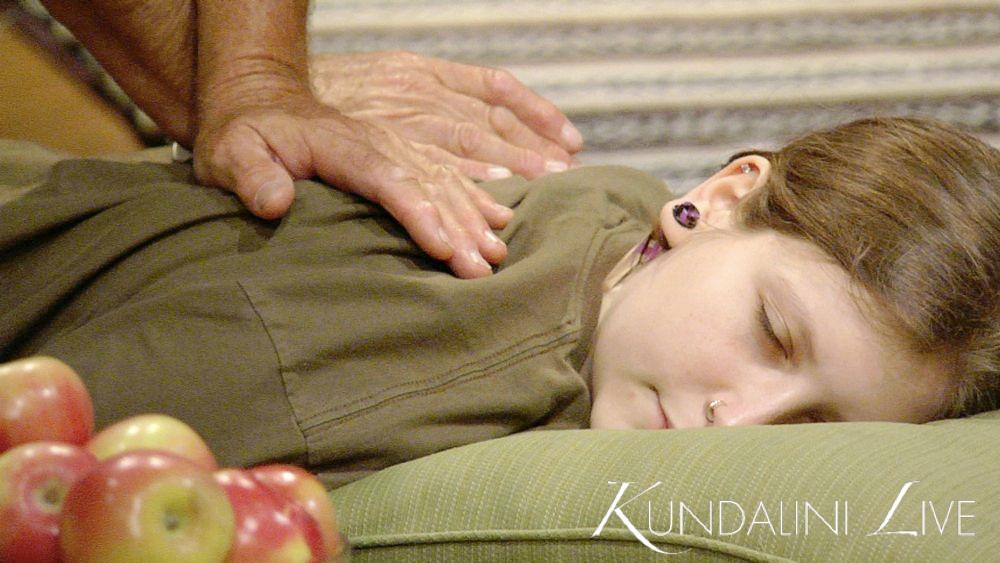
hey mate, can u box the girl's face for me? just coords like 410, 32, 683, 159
588, 157, 952, 430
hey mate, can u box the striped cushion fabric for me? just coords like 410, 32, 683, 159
329, 410, 1000, 561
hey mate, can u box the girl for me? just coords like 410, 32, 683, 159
1, 116, 996, 488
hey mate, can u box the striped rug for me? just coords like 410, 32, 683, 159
309, 0, 1000, 191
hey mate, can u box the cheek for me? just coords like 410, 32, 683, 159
595, 282, 703, 391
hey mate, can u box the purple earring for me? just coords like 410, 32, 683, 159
673, 202, 700, 229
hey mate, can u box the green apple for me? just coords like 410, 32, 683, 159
59, 451, 235, 563
86, 414, 217, 470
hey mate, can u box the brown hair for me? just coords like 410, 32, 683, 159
730, 116, 999, 419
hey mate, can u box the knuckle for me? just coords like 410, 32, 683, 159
453, 122, 484, 156
487, 105, 516, 132
515, 149, 545, 173
449, 224, 470, 243
393, 198, 432, 227
415, 175, 444, 200
387, 49, 420, 64
381, 71, 419, 92
487, 68, 517, 95
439, 163, 463, 178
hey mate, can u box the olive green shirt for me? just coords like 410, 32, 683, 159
0, 141, 668, 487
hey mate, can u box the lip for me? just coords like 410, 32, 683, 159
654, 392, 673, 429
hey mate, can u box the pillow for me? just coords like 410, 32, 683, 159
329, 410, 999, 561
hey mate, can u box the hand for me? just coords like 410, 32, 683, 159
193, 91, 512, 279
310, 51, 583, 181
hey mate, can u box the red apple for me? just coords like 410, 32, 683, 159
59, 451, 235, 563
87, 414, 217, 470
0, 442, 99, 563
0, 357, 94, 453
250, 464, 345, 558
214, 468, 326, 562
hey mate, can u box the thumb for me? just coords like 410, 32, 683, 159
233, 152, 296, 220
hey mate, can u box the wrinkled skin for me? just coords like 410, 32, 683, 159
41, 0, 582, 279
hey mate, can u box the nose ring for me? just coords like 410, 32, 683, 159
705, 399, 725, 424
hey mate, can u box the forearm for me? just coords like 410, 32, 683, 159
194, 0, 312, 128
40, 0, 197, 145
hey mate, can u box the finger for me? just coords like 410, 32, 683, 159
409, 144, 514, 229
435, 167, 508, 267
308, 118, 502, 277
411, 142, 512, 181
402, 89, 573, 167
375, 179, 459, 264
485, 105, 573, 167
464, 181, 515, 230
390, 114, 546, 178
428, 58, 584, 153
415, 116, 553, 179
434, 194, 496, 279
203, 134, 296, 220
386, 173, 495, 279
312, 144, 458, 262
298, 118, 454, 261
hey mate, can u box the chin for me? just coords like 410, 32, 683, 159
588, 405, 635, 430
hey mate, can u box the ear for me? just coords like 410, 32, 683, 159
658, 154, 771, 248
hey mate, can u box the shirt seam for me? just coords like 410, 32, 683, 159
300, 328, 580, 431
236, 279, 312, 464
300, 214, 627, 431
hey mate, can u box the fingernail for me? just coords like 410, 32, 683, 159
545, 160, 569, 173
254, 182, 282, 212
487, 166, 512, 180
561, 122, 583, 148
468, 249, 488, 267
438, 227, 453, 250
484, 228, 504, 246
492, 203, 514, 221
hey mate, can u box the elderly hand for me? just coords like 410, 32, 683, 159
194, 89, 512, 279
310, 51, 583, 181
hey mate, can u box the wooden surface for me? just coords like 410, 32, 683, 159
0, 17, 143, 155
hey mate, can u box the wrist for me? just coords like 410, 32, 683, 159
197, 57, 312, 128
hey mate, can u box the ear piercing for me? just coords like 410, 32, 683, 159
673, 163, 753, 230
672, 202, 700, 229
705, 399, 725, 424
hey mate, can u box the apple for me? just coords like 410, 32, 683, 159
0, 442, 99, 563
250, 464, 346, 558
59, 450, 235, 563
87, 414, 217, 470
0, 356, 94, 453
214, 468, 326, 562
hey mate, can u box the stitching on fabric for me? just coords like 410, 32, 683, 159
300, 202, 635, 430
299, 228, 608, 428
302, 329, 580, 430
236, 280, 312, 464
304, 321, 571, 420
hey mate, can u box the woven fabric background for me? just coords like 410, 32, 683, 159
309, 0, 1000, 191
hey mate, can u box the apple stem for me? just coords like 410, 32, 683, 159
164, 511, 181, 532
35, 480, 66, 513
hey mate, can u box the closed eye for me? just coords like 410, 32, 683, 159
757, 298, 787, 358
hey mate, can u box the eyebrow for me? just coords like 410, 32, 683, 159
769, 275, 816, 367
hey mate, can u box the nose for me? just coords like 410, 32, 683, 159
711, 384, 813, 427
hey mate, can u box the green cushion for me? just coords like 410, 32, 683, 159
329, 410, 1000, 561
